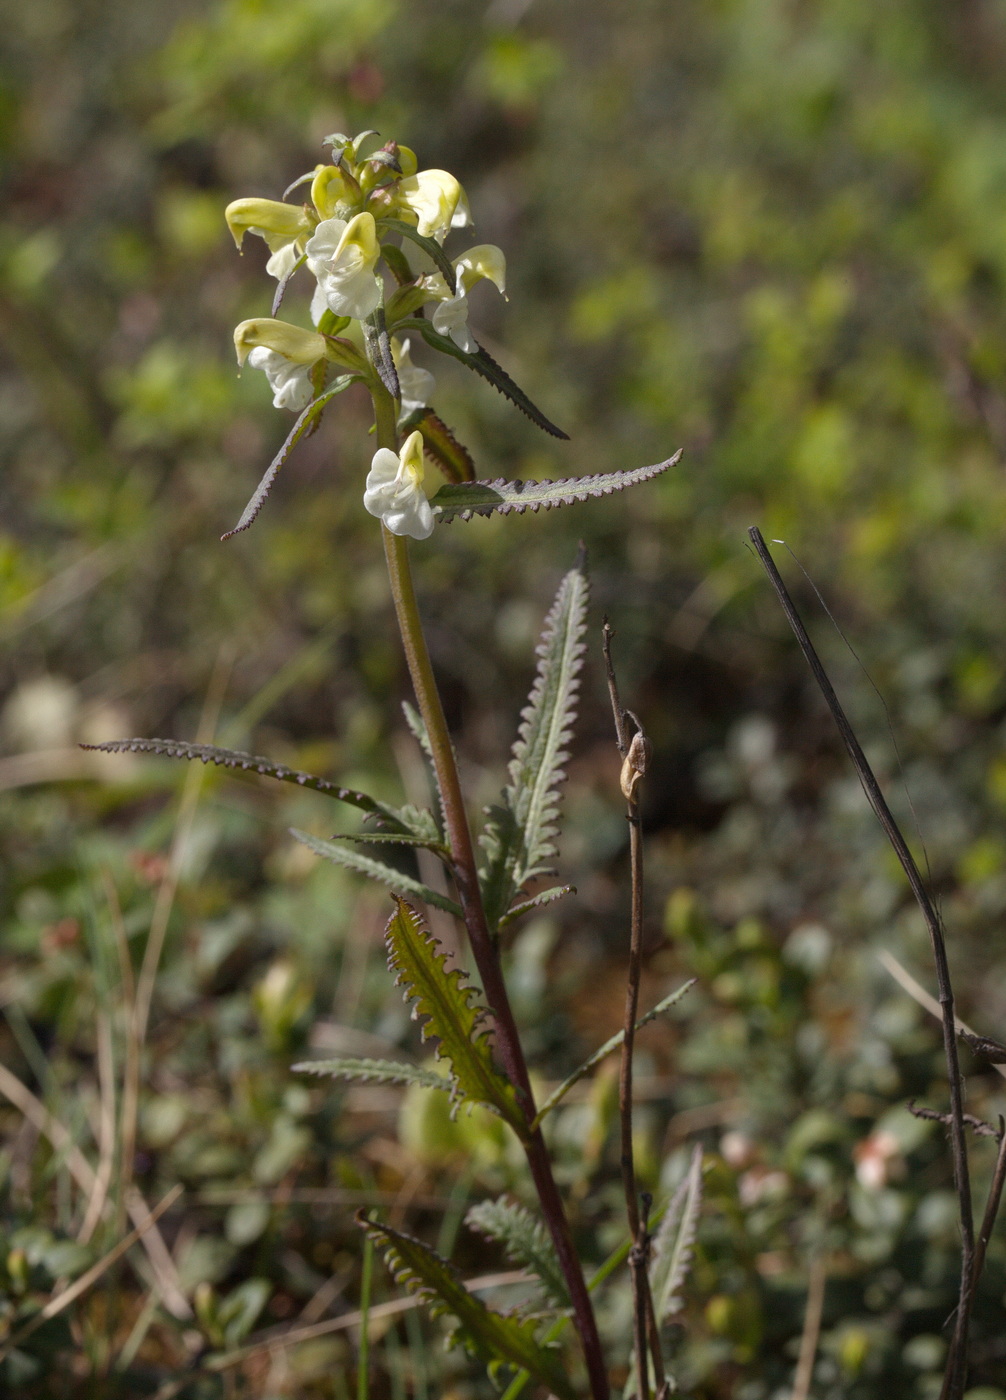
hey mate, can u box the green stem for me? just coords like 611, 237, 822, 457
371, 382, 609, 1400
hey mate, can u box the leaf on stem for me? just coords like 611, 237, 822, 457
291, 830, 463, 919
431, 452, 681, 522
82, 738, 417, 830
395, 317, 568, 438
364, 306, 401, 400
357, 1214, 576, 1400
498, 885, 575, 929
293, 1057, 451, 1092
650, 1142, 703, 1321
532, 981, 696, 1126
417, 410, 476, 482
478, 557, 589, 930
465, 1197, 569, 1312
380, 218, 457, 292
223, 377, 360, 539
384, 897, 524, 1128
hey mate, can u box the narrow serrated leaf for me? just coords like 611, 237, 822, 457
81, 738, 414, 828
478, 557, 589, 929
384, 897, 524, 1129
430, 451, 681, 522
381, 218, 457, 292
291, 830, 463, 919
333, 831, 448, 856
358, 1215, 576, 1400
418, 410, 476, 482
402, 701, 449, 830
465, 1198, 569, 1312
532, 981, 696, 1127
651, 1142, 703, 1320
223, 377, 359, 538
271, 252, 308, 316
498, 885, 575, 929
396, 317, 567, 438
364, 306, 400, 399
293, 1057, 450, 1092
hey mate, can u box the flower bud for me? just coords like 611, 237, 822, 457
233, 318, 326, 367
310, 164, 352, 220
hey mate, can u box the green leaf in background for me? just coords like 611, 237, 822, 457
478, 555, 589, 929
497, 884, 575, 929
383, 897, 523, 1128
465, 1197, 569, 1312
430, 451, 681, 522
650, 1142, 704, 1323
222, 376, 360, 539
290, 829, 463, 918
293, 1056, 452, 1092
357, 1214, 577, 1400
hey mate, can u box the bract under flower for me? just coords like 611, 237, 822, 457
306, 213, 382, 322
363, 430, 434, 539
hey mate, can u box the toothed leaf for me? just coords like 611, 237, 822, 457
294, 1057, 450, 1092
83, 738, 416, 830
381, 218, 457, 292
418, 410, 476, 482
430, 451, 681, 522
364, 306, 400, 399
396, 317, 568, 438
651, 1142, 704, 1320
333, 830, 447, 855
358, 1215, 576, 1400
498, 885, 575, 929
384, 897, 523, 1129
402, 701, 449, 830
465, 1197, 569, 1312
291, 830, 463, 919
479, 557, 589, 929
532, 981, 696, 1126
223, 377, 359, 538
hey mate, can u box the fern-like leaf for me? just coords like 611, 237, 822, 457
650, 1142, 704, 1322
222, 376, 360, 538
384, 897, 524, 1130
465, 1197, 569, 1312
532, 981, 696, 1127
291, 830, 463, 919
478, 557, 589, 929
430, 451, 681, 522
498, 884, 575, 929
83, 738, 418, 830
358, 1214, 576, 1400
293, 1056, 450, 1092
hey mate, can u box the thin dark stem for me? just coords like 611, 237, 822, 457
747, 527, 974, 1399
373, 383, 609, 1400
969, 1120, 1006, 1315
603, 621, 663, 1397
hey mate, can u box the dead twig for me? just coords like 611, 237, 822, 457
748, 528, 973, 1400
791, 1255, 827, 1400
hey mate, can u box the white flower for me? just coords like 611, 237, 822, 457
363, 430, 435, 540
246, 347, 315, 411
305, 212, 382, 321
392, 337, 435, 416
427, 244, 507, 353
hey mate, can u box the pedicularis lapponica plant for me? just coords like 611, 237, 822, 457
98, 131, 692, 1400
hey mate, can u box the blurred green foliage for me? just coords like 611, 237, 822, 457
3, 0, 1006, 1394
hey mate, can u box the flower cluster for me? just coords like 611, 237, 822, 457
226, 131, 508, 540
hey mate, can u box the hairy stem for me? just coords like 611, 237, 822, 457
371, 382, 609, 1400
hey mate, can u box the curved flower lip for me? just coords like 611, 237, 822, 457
233, 318, 327, 367
425, 244, 507, 352
225, 198, 313, 250
363, 430, 435, 540
306, 212, 383, 321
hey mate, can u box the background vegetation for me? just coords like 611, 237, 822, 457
3, 0, 1006, 1394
